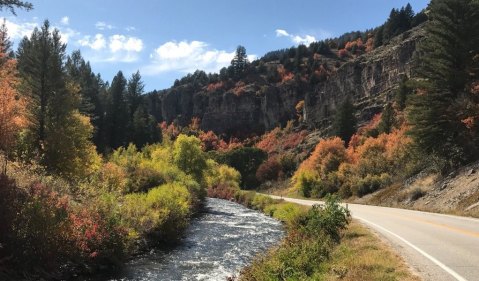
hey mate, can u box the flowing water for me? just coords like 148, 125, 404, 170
106, 198, 284, 281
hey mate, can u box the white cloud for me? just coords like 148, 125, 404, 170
143, 40, 256, 75
109, 34, 143, 53
1, 17, 38, 40
275, 28, 331, 46
60, 16, 69, 25
95, 21, 114, 30
125, 26, 136, 32
78, 34, 106, 50
78, 33, 143, 63
292, 34, 316, 45
1, 17, 80, 44
275, 29, 290, 37
58, 27, 80, 44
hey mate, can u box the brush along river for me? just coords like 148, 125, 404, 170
103, 198, 284, 281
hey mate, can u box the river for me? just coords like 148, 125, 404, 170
104, 198, 284, 281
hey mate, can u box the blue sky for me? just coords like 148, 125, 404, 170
2, 0, 429, 91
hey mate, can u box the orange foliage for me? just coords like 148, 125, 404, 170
233, 81, 246, 96
462, 116, 476, 130
190, 117, 201, 131
365, 37, 374, 52
206, 81, 224, 92
277, 65, 294, 82
357, 113, 382, 136
297, 137, 347, 177
0, 51, 27, 154
256, 127, 307, 156
348, 126, 411, 169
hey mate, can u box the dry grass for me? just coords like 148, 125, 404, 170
319, 220, 421, 281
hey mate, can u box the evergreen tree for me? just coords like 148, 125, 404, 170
0, 20, 13, 62
377, 103, 395, 134
16, 21, 99, 176
0, 0, 32, 15
127, 71, 144, 119
333, 98, 356, 145
131, 104, 161, 148
408, 0, 479, 170
395, 76, 412, 110
104, 71, 130, 150
65, 50, 101, 118
231, 45, 248, 78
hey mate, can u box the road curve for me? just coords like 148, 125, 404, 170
268, 195, 479, 281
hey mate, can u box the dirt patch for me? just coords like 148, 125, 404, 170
352, 162, 479, 218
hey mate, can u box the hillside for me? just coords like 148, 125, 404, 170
142, 25, 425, 138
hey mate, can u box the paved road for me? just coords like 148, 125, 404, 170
269, 195, 479, 281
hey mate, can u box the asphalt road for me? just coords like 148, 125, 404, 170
268, 195, 479, 281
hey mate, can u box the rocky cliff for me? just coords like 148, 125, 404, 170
147, 26, 425, 136
305, 26, 425, 129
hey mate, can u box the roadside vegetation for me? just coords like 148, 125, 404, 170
208, 186, 418, 281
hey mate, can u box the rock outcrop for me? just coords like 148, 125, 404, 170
147, 26, 425, 136
305, 26, 425, 129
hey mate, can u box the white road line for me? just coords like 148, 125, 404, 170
357, 216, 468, 281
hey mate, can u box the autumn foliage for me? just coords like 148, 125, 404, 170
0, 50, 27, 160
294, 125, 413, 198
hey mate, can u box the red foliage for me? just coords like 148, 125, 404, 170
338, 49, 349, 58
160, 121, 180, 139
190, 117, 201, 131
462, 116, 476, 130
256, 157, 282, 182
199, 130, 228, 151
207, 184, 237, 200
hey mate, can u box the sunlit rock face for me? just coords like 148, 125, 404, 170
148, 26, 424, 136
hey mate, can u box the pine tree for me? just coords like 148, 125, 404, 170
104, 71, 130, 150
333, 98, 356, 145
0, 0, 32, 15
408, 0, 479, 170
395, 76, 412, 110
132, 104, 161, 148
377, 103, 395, 134
16, 21, 99, 176
127, 71, 144, 119
231, 45, 248, 78
65, 50, 101, 117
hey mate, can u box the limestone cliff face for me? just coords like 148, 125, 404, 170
305, 27, 425, 128
148, 26, 425, 136
153, 81, 306, 136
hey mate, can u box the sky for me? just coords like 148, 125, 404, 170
1, 0, 430, 91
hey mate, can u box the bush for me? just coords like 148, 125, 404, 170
353, 173, 391, 197
300, 195, 350, 242
240, 195, 350, 280
218, 147, 267, 189
410, 188, 425, 201
295, 170, 319, 198
256, 157, 282, 183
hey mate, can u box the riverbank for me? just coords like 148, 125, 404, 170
208, 186, 420, 280
97, 198, 284, 281
0, 136, 242, 280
